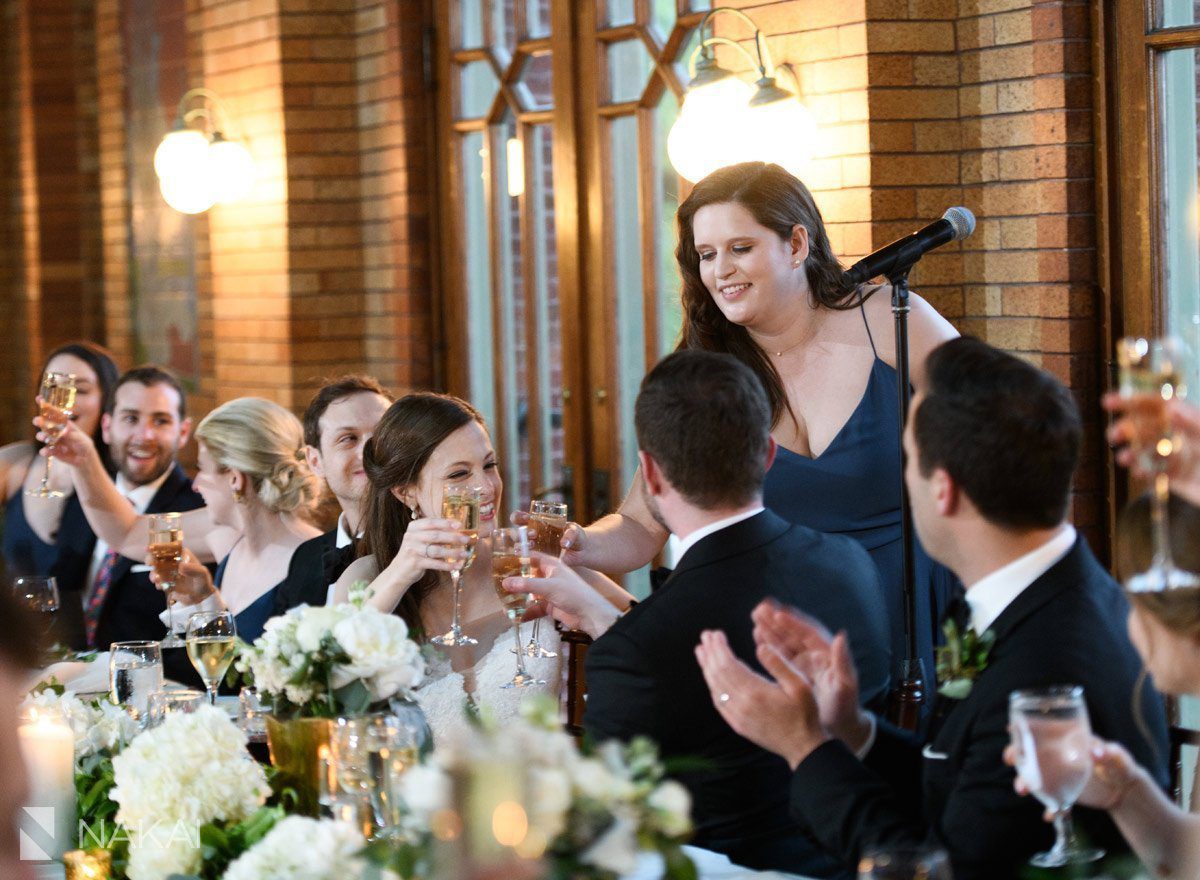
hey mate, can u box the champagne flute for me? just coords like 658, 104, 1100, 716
1116, 337, 1200, 591
150, 513, 186, 647
1009, 686, 1104, 867
429, 483, 482, 647
522, 500, 566, 658
491, 527, 544, 688
185, 610, 237, 706
27, 371, 77, 499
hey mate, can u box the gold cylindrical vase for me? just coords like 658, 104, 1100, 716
265, 716, 333, 817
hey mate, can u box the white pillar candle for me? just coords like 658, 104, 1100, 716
17, 707, 75, 861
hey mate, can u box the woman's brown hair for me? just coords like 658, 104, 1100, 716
1116, 492, 1200, 640
675, 161, 856, 428
360, 393, 485, 635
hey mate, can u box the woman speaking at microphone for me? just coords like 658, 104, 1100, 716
559, 161, 960, 697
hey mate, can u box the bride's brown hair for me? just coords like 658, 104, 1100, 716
361, 392, 485, 635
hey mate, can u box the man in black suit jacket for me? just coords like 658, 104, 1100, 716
510, 350, 891, 877
274, 376, 392, 614
79, 367, 207, 648
696, 337, 1169, 879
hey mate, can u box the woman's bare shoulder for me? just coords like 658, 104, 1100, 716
0, 442, 35, 499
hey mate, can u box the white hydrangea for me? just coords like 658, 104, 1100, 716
223, 817, 366, 880
23, 690, 139, 764
111, 706, 269, 880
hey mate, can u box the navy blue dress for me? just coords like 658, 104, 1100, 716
213, 552, 281, 643
761, 311, 956, 700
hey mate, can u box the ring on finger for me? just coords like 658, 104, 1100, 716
719, 692, 731, 703
425, 544, 435, 559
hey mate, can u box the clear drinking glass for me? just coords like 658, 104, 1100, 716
523, 499, 566, 658
145, 689, 205, 727
14, 575, 60, 614
185, 610, 237, 706
237, 688, 268, 742
149, 512, 186, 647
27, 371, 77, 499
491, 527, 543, 688
331, 714, 418, 839
1117, 336, 1200, 591
109, 640, 163, 727
1009, 686, 1105, 867
857, 846, 952, 880
429, 483, 483, 647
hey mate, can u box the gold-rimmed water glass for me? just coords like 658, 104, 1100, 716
1117, 336, 1200, 591
27, 371, 77, 499
429, 483, 483, 647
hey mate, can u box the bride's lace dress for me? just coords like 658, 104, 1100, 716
415, 614, 564, 746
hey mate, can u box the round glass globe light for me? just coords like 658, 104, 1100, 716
159, 171, 215, 214
742, 98, 820, 178
153, 129, 209, 181
667, 100, 753, 183
207, 138, 255, 204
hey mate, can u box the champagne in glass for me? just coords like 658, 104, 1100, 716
429, 484, 483, 647
109, 640, 163, 727
1009, 686, 1104, 867
491, 527, 543, 689
522, 500, 566, 658
185, 610, 237, 706
150, 513, 186, 648
1116, 337, 1200, 591
27, 372, 77, 499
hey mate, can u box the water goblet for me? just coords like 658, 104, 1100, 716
1009, 685, 1105, 867
429, 483, 483, 647
491, 527, 544, 689
27, 371, 77, 499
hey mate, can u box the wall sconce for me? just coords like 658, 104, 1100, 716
667, 7, 818, 183
153, 88, 255, 214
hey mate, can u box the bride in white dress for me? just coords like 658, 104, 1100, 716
332, 393, 562, 744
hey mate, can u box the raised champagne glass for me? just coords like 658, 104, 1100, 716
522, 500, 566, 658
491, 526, 543, 688
1117, 336, 1200, 591
186, 610, 237, 706
27, 371, 77, 499
1009, 686, 1104, 867
429, 483, 482, 647
150, 512, 186, 647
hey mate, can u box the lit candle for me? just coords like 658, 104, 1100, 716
17, 707, 75, 861
63, 848, 112, 879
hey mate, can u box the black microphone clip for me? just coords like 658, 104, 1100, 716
843, 207, 975, 287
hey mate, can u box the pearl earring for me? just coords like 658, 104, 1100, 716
792, 260, 801, 268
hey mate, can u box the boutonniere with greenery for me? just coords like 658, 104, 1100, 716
935, 619, 995, 700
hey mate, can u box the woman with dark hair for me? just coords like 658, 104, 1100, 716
1, 341, 119, 647
332, 393, 562, 741
561, 162, 959, 689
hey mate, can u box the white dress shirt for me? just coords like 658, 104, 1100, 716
965, 524, 1077, 634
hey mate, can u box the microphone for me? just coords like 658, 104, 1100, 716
843, 207, 975, 287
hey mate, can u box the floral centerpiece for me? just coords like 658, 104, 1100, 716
109, 705, 272, 880
379, 697, 695, 880
236, 601, 427, 815
223, 816, 367, 880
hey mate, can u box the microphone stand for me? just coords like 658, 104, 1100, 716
884, 269, 925, 731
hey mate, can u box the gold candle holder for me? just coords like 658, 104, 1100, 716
63, 848, 112, 880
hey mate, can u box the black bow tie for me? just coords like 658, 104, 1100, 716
943, 589, 971, 632
323, 542, 359, 585
649, 566, 673, 593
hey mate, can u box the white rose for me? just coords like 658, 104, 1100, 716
571, 757, 631, 805
580, 813, 640, 874
400, 764, 451, 820
294, 605, 346, 652
647, 780, 692, 837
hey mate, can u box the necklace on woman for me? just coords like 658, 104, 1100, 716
772, 337, 808, 358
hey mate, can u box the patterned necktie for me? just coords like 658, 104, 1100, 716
84, 550, 121, 648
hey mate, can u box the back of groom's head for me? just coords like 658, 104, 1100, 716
635, 349, 771, 509
914, 337, 1081, 530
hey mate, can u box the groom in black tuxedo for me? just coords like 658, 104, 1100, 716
696, 337, 1169, 879
540, 350, 892, 876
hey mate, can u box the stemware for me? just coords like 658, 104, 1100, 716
1009, 686, 1104, 867
429, 483, 483, 647
491, 526, 543, 689
27, 371, 77, 499
14, 575, 60, 615
109, 640, 163, 726
185, 610, 237, 706
1116, 337, 1200, 591
857, 846, 952, 880
145, 689, 205, 727
149, 512, 186, 647
330, 714, 418, 839
521, 499, 566, 658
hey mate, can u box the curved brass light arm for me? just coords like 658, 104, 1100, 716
694, 6, 776, 78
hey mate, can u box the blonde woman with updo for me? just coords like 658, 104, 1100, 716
43, 397, 321, 640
